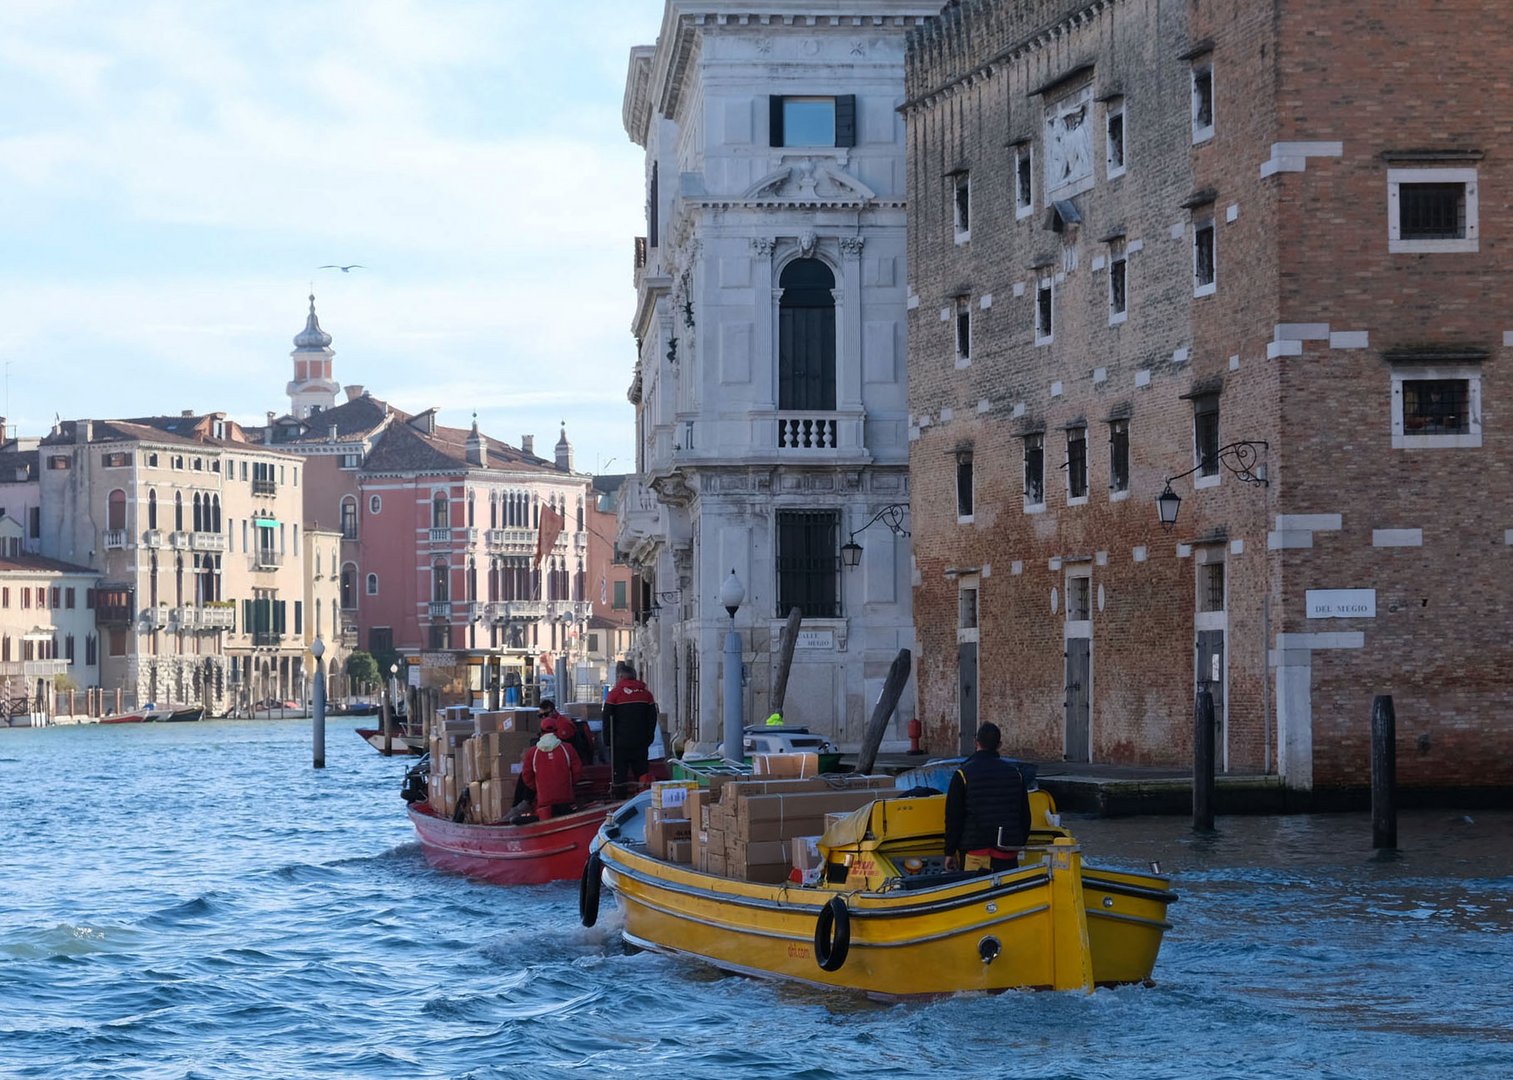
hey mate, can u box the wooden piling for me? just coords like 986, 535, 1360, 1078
857, 649, 912, 775
1193, 689, 1216, 833
1371, 694, 1397, 850
769, 607, 803, 718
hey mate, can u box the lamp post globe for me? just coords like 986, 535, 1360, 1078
720, 569, 745, 619
310, 637, 325, 660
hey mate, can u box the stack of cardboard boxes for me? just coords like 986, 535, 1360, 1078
644, 780, 698, 862
671, 772, 896, 883
425, 707, 541, 823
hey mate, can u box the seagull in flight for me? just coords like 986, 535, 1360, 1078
318, 264, 365, 273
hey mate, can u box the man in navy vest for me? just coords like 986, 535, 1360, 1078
944, 722, 1032, 873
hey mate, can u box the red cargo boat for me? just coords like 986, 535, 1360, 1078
406, 800, 618, 885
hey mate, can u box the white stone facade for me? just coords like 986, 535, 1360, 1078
620, 3, 931, 751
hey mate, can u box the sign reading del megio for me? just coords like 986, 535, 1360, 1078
1305, 589, 1377, 619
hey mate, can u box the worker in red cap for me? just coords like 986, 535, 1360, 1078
516, 715, 582, 821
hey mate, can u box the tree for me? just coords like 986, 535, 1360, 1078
345, 651, 380, 694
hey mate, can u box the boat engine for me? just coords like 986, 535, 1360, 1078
401, 754, 430, 804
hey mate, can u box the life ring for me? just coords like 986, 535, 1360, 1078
813, 896, 850, 972
579, 851, 603, 927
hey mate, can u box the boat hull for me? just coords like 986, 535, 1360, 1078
597, 839, 1097, 997
357, 727, 424, 756
408, 802, 615, 885
100, 713, 147, 724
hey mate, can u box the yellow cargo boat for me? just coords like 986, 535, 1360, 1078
580, 788, 1176, 998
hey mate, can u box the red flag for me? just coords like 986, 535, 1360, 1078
533, 505, 564, 568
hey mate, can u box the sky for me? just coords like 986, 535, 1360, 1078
0, 0, 671, 476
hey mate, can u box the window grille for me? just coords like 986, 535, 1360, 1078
1068, 577, 1091, 621
1402, 379, 1469, 434
958, 587, 978, 630
1200, 562, 1225, 612
1066, 428, 1088, 499
1109, 420, 1130, 493
776, 510, 840, 618
1194, 397, 1220, 476
1399, 183, 1466, 240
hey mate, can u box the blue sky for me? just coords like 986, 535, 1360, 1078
0, 0, 669, 475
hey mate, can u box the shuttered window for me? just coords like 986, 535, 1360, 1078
769, 95, 855, 147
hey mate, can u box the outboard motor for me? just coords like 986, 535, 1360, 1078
401, 753, 430, 804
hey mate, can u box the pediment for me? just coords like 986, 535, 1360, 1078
740, 157, 876, 203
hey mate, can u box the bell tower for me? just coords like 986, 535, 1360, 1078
286, 294, 340, 418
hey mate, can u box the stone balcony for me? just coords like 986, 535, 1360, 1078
191, 533, 227, 552
103, 529, 128, 550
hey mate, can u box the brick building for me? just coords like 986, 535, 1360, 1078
903, 0, 1511, 792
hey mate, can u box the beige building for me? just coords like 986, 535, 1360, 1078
303, 526, 346, 697
40, 415, 308, 712
0, 553, 99, 720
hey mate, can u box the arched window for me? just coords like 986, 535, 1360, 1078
174, 491, 184, 532
533, 495, 540, 529
212, 495, 221, 533
147, 489, 158, 530
432, 492, 449, 529
467, 492, 475, 528
432, 559, 449, 602
107, 489, 127, 531
490, 494, 498, 530
340, 564, 356, 609
340, 497, 357, 540
467, 559, 477, 601
366, 572, 378, 595
576, 498, 585, 530
193, 492, 203, 533
778, 258, 837, 411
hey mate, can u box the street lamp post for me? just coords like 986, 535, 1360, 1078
720, 569, 745, 763
311, 637, 326, 769
1154, 441, 1268, 529
840, 503, 910, 568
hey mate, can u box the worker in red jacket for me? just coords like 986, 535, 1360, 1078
519, 729, 582, 820
603, 660, 658, 797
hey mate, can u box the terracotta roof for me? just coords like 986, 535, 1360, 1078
41, 418, 298, 456
360, 418, 563, 477
276, 393, 406, 444
0, 553, 96, 575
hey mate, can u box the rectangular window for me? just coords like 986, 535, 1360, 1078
1192, 64, 1214, 143
954, 296, 971, 364
369, 627, 393, 657
1035, 280, 1054, 344
341, 453, 361, 469
1194, 395, 1221, 482
1066, 428, 1088, 502
1067, 575, 1091, 621
65, 587, 76, 609
1108, 242, 1128, 323
1014, 144, 1034, 217
109, 628, 127, 657
1199, 562, 1226, 613
102, 451, 132, 468
48, 455, 71, 470
953, 173, 971, 242
1105, 97, 1126, 178
29, 508, 39, 539
612, 580, 628, 610
1388, 168, 1479, 253
1109, 420, 1130, 495
776, 510, 840, 618
1402, 379, 1469, 434
340, 502, 357, 540
958, 586, 978, 631
956, 451, 974, 519
1194, 220, 1216, 296
769, 94, 856, 148
1024, 434, 1045, 508
294, 601, 303, 636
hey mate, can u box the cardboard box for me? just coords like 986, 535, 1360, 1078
791, 835, 823, 882
686, 790, 707, 832
752, 752, 821, 779
651, 780, 699, 815
666, 839, 693, 864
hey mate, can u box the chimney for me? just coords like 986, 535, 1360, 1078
522, 434, 535, 456
465, 418, 487, 467
328, 424, 339, 441
555, 424, 572, 472
266, 411, 276, 426
75, 420, 92, 444
345, 384, 365, 402
182, 409, 194, 417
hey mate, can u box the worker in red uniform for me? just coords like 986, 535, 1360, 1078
603, 660, 658, 797
517, 724, 582, 821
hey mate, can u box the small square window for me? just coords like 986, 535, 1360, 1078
1024, 434, 1045, 509
1108, 243, 1128, 324
954, 297, 972, 365
1392, 368, 1482, 448
1194, 220, 1216, 296
1192, 65, 1215, 143
1105, 98, 1126, 178
1388, 168, 1479, 253
1066, 428, 1088, 503
1109, 420, 1130, 496
1035, 280, 1054, 344
956, 451, 974, 519
953, 173, 971, 242
1014, 145, 1034, 218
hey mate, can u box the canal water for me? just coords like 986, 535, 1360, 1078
2, 719, 1509, 1079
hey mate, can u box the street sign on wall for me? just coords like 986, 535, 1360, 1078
1305, 589, 1376, 619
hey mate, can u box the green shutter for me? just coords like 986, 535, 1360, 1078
834, 94, 856, 147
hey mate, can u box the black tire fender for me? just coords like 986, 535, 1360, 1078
813, 895, 850, 972
579, 851, 603, 928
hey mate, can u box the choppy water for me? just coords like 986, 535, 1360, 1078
2, 720, 1509, 1079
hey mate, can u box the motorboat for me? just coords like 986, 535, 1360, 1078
581, 772, 1176, 997
143, 704, 204, 722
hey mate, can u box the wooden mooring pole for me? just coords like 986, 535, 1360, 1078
1193, 689, 1216, 833
1371, 694, 1398, 850
857, 649, 912, 776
